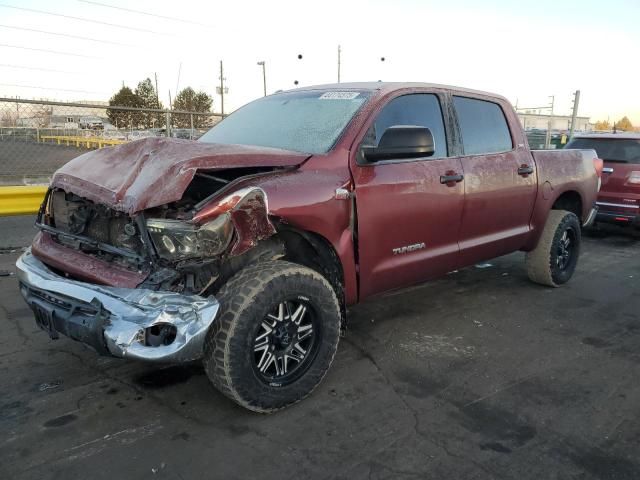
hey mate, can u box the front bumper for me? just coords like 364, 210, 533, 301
16, 249, 219, 362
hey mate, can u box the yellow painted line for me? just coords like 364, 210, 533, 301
0, 186, 48, 216
40, 135, 129, 149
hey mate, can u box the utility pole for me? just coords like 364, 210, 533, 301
219, 60, 225, 117
257, 61, 266, 96
569, 90, 580, 139
545, 119, 552, 149
337, 45, 341, 83
154, 73, 159, 106
545, 95, 555, 149
167, 90, 172, 137
175, 62, 182, 98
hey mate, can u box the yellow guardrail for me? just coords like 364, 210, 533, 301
39, 135, 127, 149
0, 186, 47, 216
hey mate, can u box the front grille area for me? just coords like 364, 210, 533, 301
29, 284, 73, 310
22, 282, 100, 316
49, 189, 144, 256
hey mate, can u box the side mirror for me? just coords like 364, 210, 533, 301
362, 126, 435, 162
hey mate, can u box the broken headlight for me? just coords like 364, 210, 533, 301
146, 214, 233, 260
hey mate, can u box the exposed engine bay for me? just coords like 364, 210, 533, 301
49, 190, 145, 261
36, 168, 285, 296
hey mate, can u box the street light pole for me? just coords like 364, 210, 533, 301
257, 61, 266, 96
337, 45, 341, 83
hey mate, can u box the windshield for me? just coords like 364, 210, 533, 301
199, 90, 370, 154
566, 138, 640, 164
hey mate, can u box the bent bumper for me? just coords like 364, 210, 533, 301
16, 249, 219, 362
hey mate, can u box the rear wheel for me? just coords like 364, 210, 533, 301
526, 210, 581, 287
203, 260, 341, 412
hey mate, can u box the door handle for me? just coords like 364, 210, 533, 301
517, 165, 534, 176
603, 167, 614, 174
440, 173, 464, 185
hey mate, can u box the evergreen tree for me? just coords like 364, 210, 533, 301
172, 87, 214, 128
135, 78, 164, 128
107, 86, 143, 129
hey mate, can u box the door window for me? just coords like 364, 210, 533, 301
363, 94, 448, 158
453, 96, 513, 155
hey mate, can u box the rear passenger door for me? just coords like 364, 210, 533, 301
453, 96, 537, 266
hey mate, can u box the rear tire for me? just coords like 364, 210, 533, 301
526, 210, 581, 287
203, 260, 341, 413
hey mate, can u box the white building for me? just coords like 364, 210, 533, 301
50, 100, 108, 118
517, 112, 593, 132
50, 101, 108, 128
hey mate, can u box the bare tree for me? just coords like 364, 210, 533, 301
0, 108, 16, 127
32, 105, 53, 128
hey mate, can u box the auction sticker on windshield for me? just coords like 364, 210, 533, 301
319, 92, 360, 100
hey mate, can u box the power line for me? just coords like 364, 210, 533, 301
0, 43, 101, 59
0, 3, 170, 35
0, 24, 134, 46
77, 0, 214, 28
0, 83, 108, 95
0, 63, 81, 74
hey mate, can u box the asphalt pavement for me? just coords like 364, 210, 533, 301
1, 216, 639, 479
0, 140, 80, 184
0, 215, 37, 252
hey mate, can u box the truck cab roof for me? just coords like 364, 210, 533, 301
288, 82, 510, 103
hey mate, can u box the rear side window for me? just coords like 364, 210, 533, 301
363, 94, 448, 158
566, 138, 640, 164
453, 96, 513, 155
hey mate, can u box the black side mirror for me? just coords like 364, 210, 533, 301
362, 126, 435, 162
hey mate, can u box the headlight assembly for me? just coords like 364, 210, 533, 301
146, 214, 233, 261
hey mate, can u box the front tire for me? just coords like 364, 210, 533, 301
203, 260, 341, 412
526, 210, 581, 287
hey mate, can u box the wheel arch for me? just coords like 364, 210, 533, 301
275, 225, 346, 323
551, 190, 583, 221
524, 188, 585, 252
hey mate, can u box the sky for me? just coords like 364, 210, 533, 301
0, 0, 639, 123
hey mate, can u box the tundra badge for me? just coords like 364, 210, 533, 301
392, 242, 426, 255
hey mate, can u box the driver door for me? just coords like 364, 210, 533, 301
351, 93, 465, 299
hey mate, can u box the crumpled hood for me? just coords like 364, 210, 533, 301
51, 137, 310, 214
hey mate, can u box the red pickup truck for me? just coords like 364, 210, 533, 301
566, 132, 640, 232
17, 83, 601, 412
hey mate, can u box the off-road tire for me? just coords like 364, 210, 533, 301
203, 260, 341, 413
526, 210, 581, 287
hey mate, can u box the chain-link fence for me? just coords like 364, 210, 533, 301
1, 96, 580, 185
525, 130, 568, 150
0, 98, 222, 185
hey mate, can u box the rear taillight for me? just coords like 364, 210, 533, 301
593, 158, 603, 191
628, 171, 640, 185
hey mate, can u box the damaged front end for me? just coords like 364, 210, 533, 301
17, 250, 219, 362
17, 177, 278, 362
